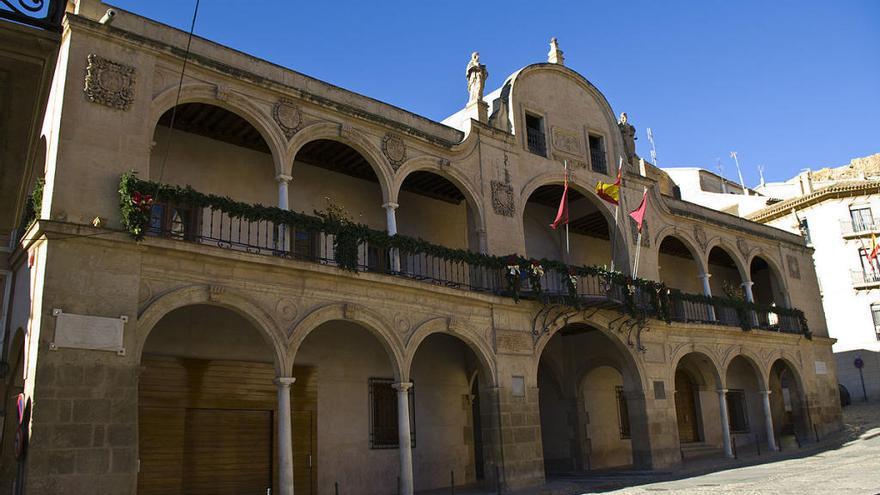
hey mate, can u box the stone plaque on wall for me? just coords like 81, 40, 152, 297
551, 127, 583, 157
51, 309, 127, 355
787, 255, 801, 279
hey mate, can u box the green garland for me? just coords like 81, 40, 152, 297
118, 172, 810, 339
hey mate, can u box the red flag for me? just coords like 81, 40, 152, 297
629, 188, 648, 233
869, 234, 880, 262
550, 174, 569, 230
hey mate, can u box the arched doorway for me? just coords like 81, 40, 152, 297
707, 246, 746, 324
769, 359, 809, 447
137, 304, 293, 495
673, 353, 722, 460
408, 333, 494, 491
751, 256, 788, 328
523, 184, 621, 269
538, 323, 649, 475
292, 319, 401, 495
724, 356, 766, 450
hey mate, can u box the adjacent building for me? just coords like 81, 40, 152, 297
0, 1, 842, 494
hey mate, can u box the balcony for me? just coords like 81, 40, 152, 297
851, 269, 880, 289
840, 219, 880, 238
119, 175, 811, 337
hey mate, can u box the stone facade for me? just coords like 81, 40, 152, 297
1, 1, 842, 494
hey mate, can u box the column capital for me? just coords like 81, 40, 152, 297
274, 377, 296, 388
382, 202, 399, 210
698, 272, 712, 280
716, 388, 729, 394
741, 280, 754, 288
392, 381, 413, 392
276, 174, 293, 184
760, 390, 772, 396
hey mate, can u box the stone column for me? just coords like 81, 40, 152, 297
275, 377, 296, 495
384, 202, 400, 271
393, 382, 414, 495
741, 280, 758, 326
717, 389, 734, 458
761, 390, 779, 451
699, 272, 716, 321
276, 174, 292, 252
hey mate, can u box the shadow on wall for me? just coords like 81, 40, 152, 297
836, 349, 880, 404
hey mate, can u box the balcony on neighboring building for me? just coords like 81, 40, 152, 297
851, 269, 880, 289
840, 219, 880, 238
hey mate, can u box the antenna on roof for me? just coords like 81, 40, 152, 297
717, 158, 728, 194
729, 151, 748, 196
758, 164, 766, 187
646, 128, 658, 167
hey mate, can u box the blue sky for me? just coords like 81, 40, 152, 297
112, 1, 879, 186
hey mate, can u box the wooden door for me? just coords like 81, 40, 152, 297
293, 411, 315, 494
675, 370, 700, 443
182, 409, 273, 494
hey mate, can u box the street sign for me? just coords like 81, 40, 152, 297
855, 357, 864, 369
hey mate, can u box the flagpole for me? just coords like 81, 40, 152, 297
564, 160, 570, 255
610, 156, 623, 272
632, 186, 647, 278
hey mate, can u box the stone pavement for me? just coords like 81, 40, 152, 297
418, 402, 880, 495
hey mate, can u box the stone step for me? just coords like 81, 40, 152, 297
680, 442, 723, 460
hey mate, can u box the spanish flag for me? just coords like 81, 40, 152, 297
869, 234, 880, 262
596, 166, 622, 205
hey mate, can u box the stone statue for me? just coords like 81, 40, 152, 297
618, 112, 637, 166
466, 52, 488, 105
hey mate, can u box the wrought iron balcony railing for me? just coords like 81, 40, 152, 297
840, 219, 880, 236
0, 0, 65, 31
851, 269, 880, 287
117, 175, 810, 338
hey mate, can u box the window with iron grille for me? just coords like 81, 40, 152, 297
368, 378, 415, 449
525, 113, 546, 156
725, 389, 750, 433
850, 207, 874, 233
871, 304, 880, 341
859, 248, 880, 283
615, 386, 631, 439
589, 135, 607, 174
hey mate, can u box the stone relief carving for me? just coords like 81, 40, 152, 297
273, 98, 303, 138
787, 255, 801, 279
382, 133, 407, 169
215, 84, 230, 102
275, 298, 299, 322
491, 180, 514, 217
551, 127, 583, 156
394, 313, 411, 334
736, 237, 750, 259
208, 285, 225, 302
693, 225, 708, 252
84, 54, 136, 110
629, 219, 650, 247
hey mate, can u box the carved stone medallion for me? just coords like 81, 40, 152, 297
693, 225, 708, 252
382, 133, 407, 169
490, 180, 514, 217
273, 99, 303, 139
629, 220, 650, 247
787, 255, 801, 279
84, 54, 136, 110
551, 127, 583, 156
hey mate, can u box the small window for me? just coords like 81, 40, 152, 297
798, 218, 811, 245
725, 390, 750, 433
589, 135, 607, 174
525, 113, 546, 156
871, 304, 880, 341
148, 204, 197, 240
368, 378, 415, 449
850, 207, 874, 233
616, 386, 631, 439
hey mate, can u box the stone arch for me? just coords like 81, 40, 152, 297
703, 238, 749, 282
723, 351, 769, 391
534, 313, 646, 392
136, 284, 288, 375
392, 156, 486, 234
574, 356, 629, 392
653, 228, 708, 274
287, 302, 404, 380
766, 354, 807, 394
403, 317, 497, 386
748, 252, 790, 306
285, 121, 393, 203
669, 346, 724, 390
149, 83, 287, 176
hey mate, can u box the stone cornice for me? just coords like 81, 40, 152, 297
64, 14, 465, 150
748, 180, 880, 223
